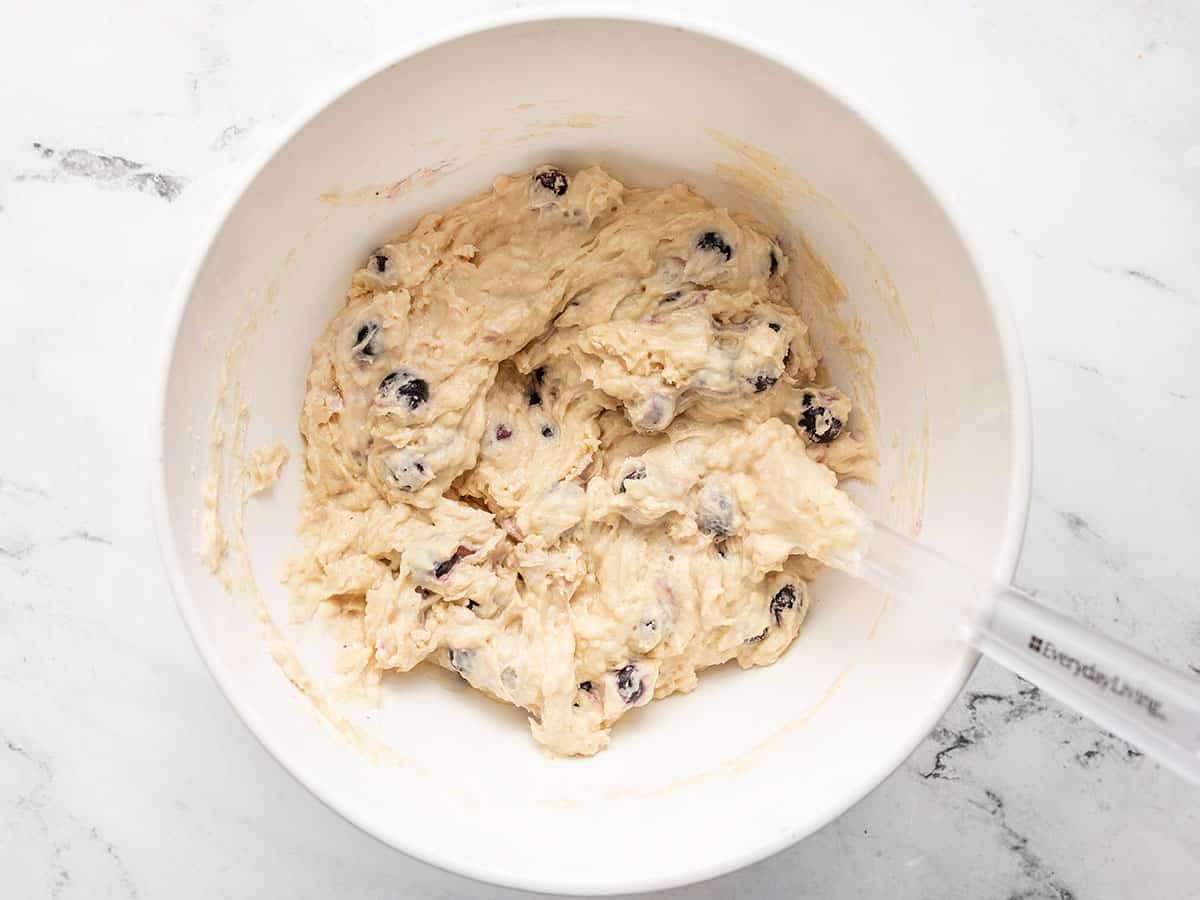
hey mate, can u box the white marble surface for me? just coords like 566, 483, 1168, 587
2, 0, 1199, 896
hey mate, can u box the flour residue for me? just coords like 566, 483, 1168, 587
605, 661, 853, 801
199, 422, 230, 587
707, 129, 929, 541
787, 232, 882, 467
198, 288, 260, 588
197, 248, 404, 764
705, 132, 884, 467
509, 112, 628, 144
244, 440, 289, 496
732, 662, 854, 771
319, 159, 459, 205
708, 129, 816, 216
699, 130, 932, 775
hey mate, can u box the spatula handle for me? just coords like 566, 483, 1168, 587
859, 524, 1200, 784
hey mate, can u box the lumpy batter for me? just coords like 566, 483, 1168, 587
288, 166, 873, 755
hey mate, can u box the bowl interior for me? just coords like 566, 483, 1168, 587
156, 16, 1027, 895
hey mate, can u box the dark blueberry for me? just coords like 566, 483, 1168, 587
495, 423, 512, 441
745, 626, 769, 645
434, 546, 473, 579
448, 648, 475, 674
527, 388, 542, 407
533, 366, 547, 385
465, 599, 480, 611
768, 321, 782, 332
661, 291, 682, 304
696, 231, 732, 261
799, 399, 843, 444
352, 320, 381, 362
372, 252, 389, 273
617, 461, 647, 493
750, 374, 778, 393
579, 680, 593, 692
768, 248, 779, 276
355, 321, 377, 346
534, 167, 568, 196
771, 585, 797, 624
541, 425, 555, 438
615, 664, 645, 705
378, 370, 429, 409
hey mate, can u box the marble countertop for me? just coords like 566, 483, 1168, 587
3, 0, 1198, 896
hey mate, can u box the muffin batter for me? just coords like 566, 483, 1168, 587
288, 166, 872, 755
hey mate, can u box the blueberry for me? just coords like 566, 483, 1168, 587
533, 167, 569, 196
495, 424, 512, 441
369, 251, 390, 274
377, 370, 429, 409
578, 680, 593, 692
661, 291, 682, 304
798, 394, 843, 444
465, 599, 479, 611
617, 460, 647, 493
541, 424, 554, 438
355, 321, 377, 345
750, 374, 778, 393
352, 320, 381, 362
767, 321, 782, 332
434, 546, 472, 579
381, 450, 432, 492
698, 512, 731, 537
448, 648, 475, 674
696, 231, 732, 261
533, 366, 547, 384
771, 585, 796, 624
745, 626, 769, 645
500, 667, 518, 691
630, 391, 675, 432
527, 387, 542, 407
696, 484, 734, 537
768, 248, 779, 276
615, 664, 645, 705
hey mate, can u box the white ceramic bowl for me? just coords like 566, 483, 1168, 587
152, 11, 1031, 895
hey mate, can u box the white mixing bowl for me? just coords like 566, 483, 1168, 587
152, 11, 1031, 895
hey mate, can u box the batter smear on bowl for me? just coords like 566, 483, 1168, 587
288, 166, 874, 756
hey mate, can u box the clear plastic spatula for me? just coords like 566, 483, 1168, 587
849, 522, 1200, 784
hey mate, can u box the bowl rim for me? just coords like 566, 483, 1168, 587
148, 6, 1034, 895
